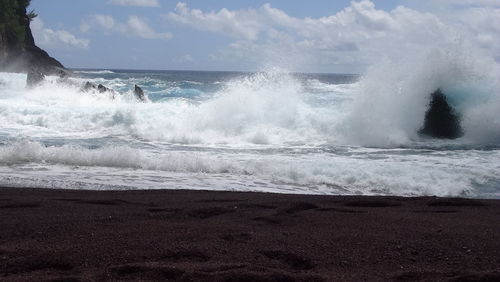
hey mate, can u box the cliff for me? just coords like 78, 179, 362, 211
0, 0, 69, 75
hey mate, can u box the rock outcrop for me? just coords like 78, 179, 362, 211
0, 0, 70, 76
26, 66, 44, 88
97, 84, 112, 93
419, 89, 463, 139
80, 81, 116, 98
81, 81, 97, 92
133, 84, 146, 102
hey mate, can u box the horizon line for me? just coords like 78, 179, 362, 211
69, 67, 360, 76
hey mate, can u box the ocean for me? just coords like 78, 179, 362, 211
1, 56, 499, 198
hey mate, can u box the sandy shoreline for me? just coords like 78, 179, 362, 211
0, 187, 499, 281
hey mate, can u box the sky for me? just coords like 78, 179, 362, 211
29, 0, 500, 73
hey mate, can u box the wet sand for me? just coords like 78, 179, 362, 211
0, 188, 499, 281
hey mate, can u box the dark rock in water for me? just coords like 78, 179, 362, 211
133, 84, 146, 101
97, 84, 109, 93
81, 82, 115, 98
419, 89, 463, 139
56, 68, 70, 81
56, 71, 71, 84
80, 82, 116, 99
26, 68, 45, 88
81, 81, 97, 92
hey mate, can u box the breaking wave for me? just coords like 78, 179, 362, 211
2, 50, 499, 149
1, 46, 500, 197
344, 47, 500, 147
1, 140, 498, 197
74, 70, 115, 74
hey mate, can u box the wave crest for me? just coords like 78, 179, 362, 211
343, 47, 500, 147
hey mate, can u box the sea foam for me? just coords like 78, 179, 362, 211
0, 139, 499, 197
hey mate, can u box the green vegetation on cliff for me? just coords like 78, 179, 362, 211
0, 0, 35, 48
0, 0, 66, 74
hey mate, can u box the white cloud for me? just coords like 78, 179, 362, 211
31, 17, 89, 49
437, 0, 500, 7
81, 14, 172, 40
453, 7, 500, 50
166, 3, 263, 40
126, 16, 172, 39
165, 1, 500, 72
108, 0, 159, 7
80, 14, 115, 33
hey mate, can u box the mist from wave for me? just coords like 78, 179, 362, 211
344, 47, 500, 147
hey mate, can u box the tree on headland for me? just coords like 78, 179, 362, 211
27, 10, 37, 21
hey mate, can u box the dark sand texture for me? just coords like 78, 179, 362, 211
0, 188, 499, 281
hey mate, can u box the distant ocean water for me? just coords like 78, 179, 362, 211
1, 54, 500, 198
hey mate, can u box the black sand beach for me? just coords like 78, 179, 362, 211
0, 188, 499, 281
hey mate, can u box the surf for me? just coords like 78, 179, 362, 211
1, 46, 500, 198
343, 47, 500, 147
